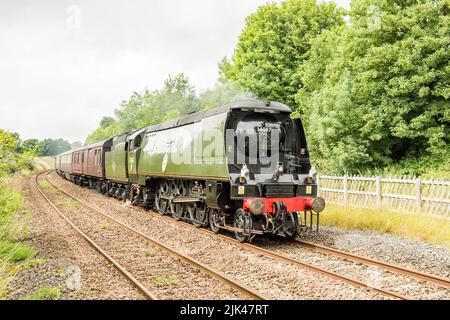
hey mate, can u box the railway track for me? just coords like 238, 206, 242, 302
149, 214, 449, 299
294, 239, 450, 290
45, 171, 411, 300
47, 170, 450, 300
35, 171, 266, 300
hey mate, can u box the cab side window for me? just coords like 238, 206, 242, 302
134, 135, 142, 149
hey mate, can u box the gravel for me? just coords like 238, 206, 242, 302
257, 238, 449, 300
297, 226, 450, 280
7, 175, 145, 300
40, 176, 249, 300
47, 172, 395, 300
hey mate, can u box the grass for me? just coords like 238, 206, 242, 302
16, 259, 46, 272
0, 242, 36, 262
0, 173, 38, 299
94, 223, 109, 233
37, 180, 58, 195
32, 157, 55, 172
143, 247, 156, 257
97, 223, 108, 230
22, 286, 61, 300
154, 275, 177, 287
75, 288, 88, 297
320, 204, 450, 248
0, 156, 53, 298
58, 266, 67, 276
54, 198, 78, 209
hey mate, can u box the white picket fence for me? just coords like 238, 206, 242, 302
317, 175, 450, 217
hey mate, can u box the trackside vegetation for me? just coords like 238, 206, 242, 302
320, 204, 450, 249
87, 0, 449, 178
221, 0, 450, 177
0, 1, 448, 299
0, 129, 37, 298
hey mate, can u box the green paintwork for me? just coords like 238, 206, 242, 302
137, 112, 229, 181
105, 133, 128, 182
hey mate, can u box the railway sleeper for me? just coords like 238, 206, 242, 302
58, 173, 308, 242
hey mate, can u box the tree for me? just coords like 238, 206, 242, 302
219, 0, 345, 107
38, 138, 72, 156
198, 80, 254, 111
0, 130, 33, 176
21, 139, 40, 154
85, 74, 200, 144
71, 141, 82, 149
297, 0, 450, 173
99, 117, 115, 129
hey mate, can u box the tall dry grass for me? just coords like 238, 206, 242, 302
320, 204, 450, 249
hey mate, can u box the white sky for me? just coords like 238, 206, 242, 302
0, 0, 350, 143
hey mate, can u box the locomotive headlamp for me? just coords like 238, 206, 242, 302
311, 197, 326, 213
249, 198, 265, 215
240, 163, 250, 183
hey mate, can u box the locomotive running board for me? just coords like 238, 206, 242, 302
219, 224, 264, 235
159, 195, 201, 203
172, 196, 202, 203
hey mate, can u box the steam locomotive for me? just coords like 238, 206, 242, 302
55, 99, 325, 242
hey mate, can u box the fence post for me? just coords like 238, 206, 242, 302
376, 176, 381, 208
415, 177, 422, 208
343, 174, 348, 207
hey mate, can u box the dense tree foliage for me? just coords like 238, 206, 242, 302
221, 0, 449, 176
0, 129, 33, 177
219, 0, 345, 107
85, 75, 252, 144
298, 0, 449, 174
37, 138, 72, 156
84, 0, 449, 177
1, 129, 76, 178
21, 138, 73, 156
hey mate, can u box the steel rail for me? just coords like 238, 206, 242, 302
143, 210, 411, 300
44, 172, 267, 300
34, 171, 158, 300
47, 172, 410, 300
295, 239, 450, 290
139, 196, 449, 295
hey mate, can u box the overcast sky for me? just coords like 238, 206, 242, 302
0, 0, 350, 143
